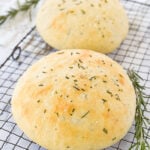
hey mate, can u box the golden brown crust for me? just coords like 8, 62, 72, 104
12, 49, 136, 150
36, 0, 129, 53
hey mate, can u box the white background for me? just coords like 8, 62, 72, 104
0, 0, 43, 65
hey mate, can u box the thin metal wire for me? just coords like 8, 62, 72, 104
0, 0, 150, 150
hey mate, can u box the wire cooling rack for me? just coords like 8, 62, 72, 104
0, 0, 150, 150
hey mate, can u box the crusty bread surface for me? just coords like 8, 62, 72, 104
36, 0, 129, 53
12, 49, 136, 150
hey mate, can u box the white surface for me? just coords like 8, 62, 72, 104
0, 0, 43, 65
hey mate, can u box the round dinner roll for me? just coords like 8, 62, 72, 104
36, 0, 129, 53
12, 49, 135, 150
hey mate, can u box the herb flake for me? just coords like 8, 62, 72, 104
102, 99, 107, 103
55, 112, 59, 117
73, 86, 80, 91
103, 128, 108, 134
89, 76, 97, 81
37, 100, 40, 103
106, 90, 113, 97
65, 76, 70, 79
81, 111, 90, 118
112, 137, 116, 141
81, 9, 86, 14
44, 109, 47, 113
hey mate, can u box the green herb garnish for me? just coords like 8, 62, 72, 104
90, 4, 94, 7
69, 66, 73, 69
77, 63, 86, 69
0, 0, 39, 25
102, 99, 107, 103
59, 8, 65, 11
103, 80, 107, 83
112, 137, 116, 141
70, 108, 75, 116
72, 108, 75, 113
42, 71, 46, 74
81, 88, 85, 91
38, 84, 44, 87
74, 79, 78, 82
128, 70, 150, 150
79, 59, 83, 63
103, 128, 108, 134
55, 112, 59, 117
76, 52, 80, 54
81, 111, 90, 118
106, 90, 113, 97
115, 94, 120, 101
81, 9, 86, 14
89, 76, 97, 81
55, 91, 58, 94
102, 60, 105, 64
57, 51, 64, 54
44, 109, 47, 113
37, 100, 40, 103
73, 86, 80, 91
65, 76, 70, 79
118, 89, 123, 92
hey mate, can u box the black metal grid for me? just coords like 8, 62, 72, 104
0, 0, 150, 149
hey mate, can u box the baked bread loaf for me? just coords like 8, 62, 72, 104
36, 0, 129, 53
12, 49, 135, 150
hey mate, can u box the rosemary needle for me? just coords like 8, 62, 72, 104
0, 0, 39, 25
127, 70, 150, 150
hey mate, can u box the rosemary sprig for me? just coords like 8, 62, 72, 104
127, 70, 150, 150
0, 0, 39, 25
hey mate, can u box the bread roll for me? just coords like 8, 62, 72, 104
36, 0, 129, 53
12, 49, 135, 150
